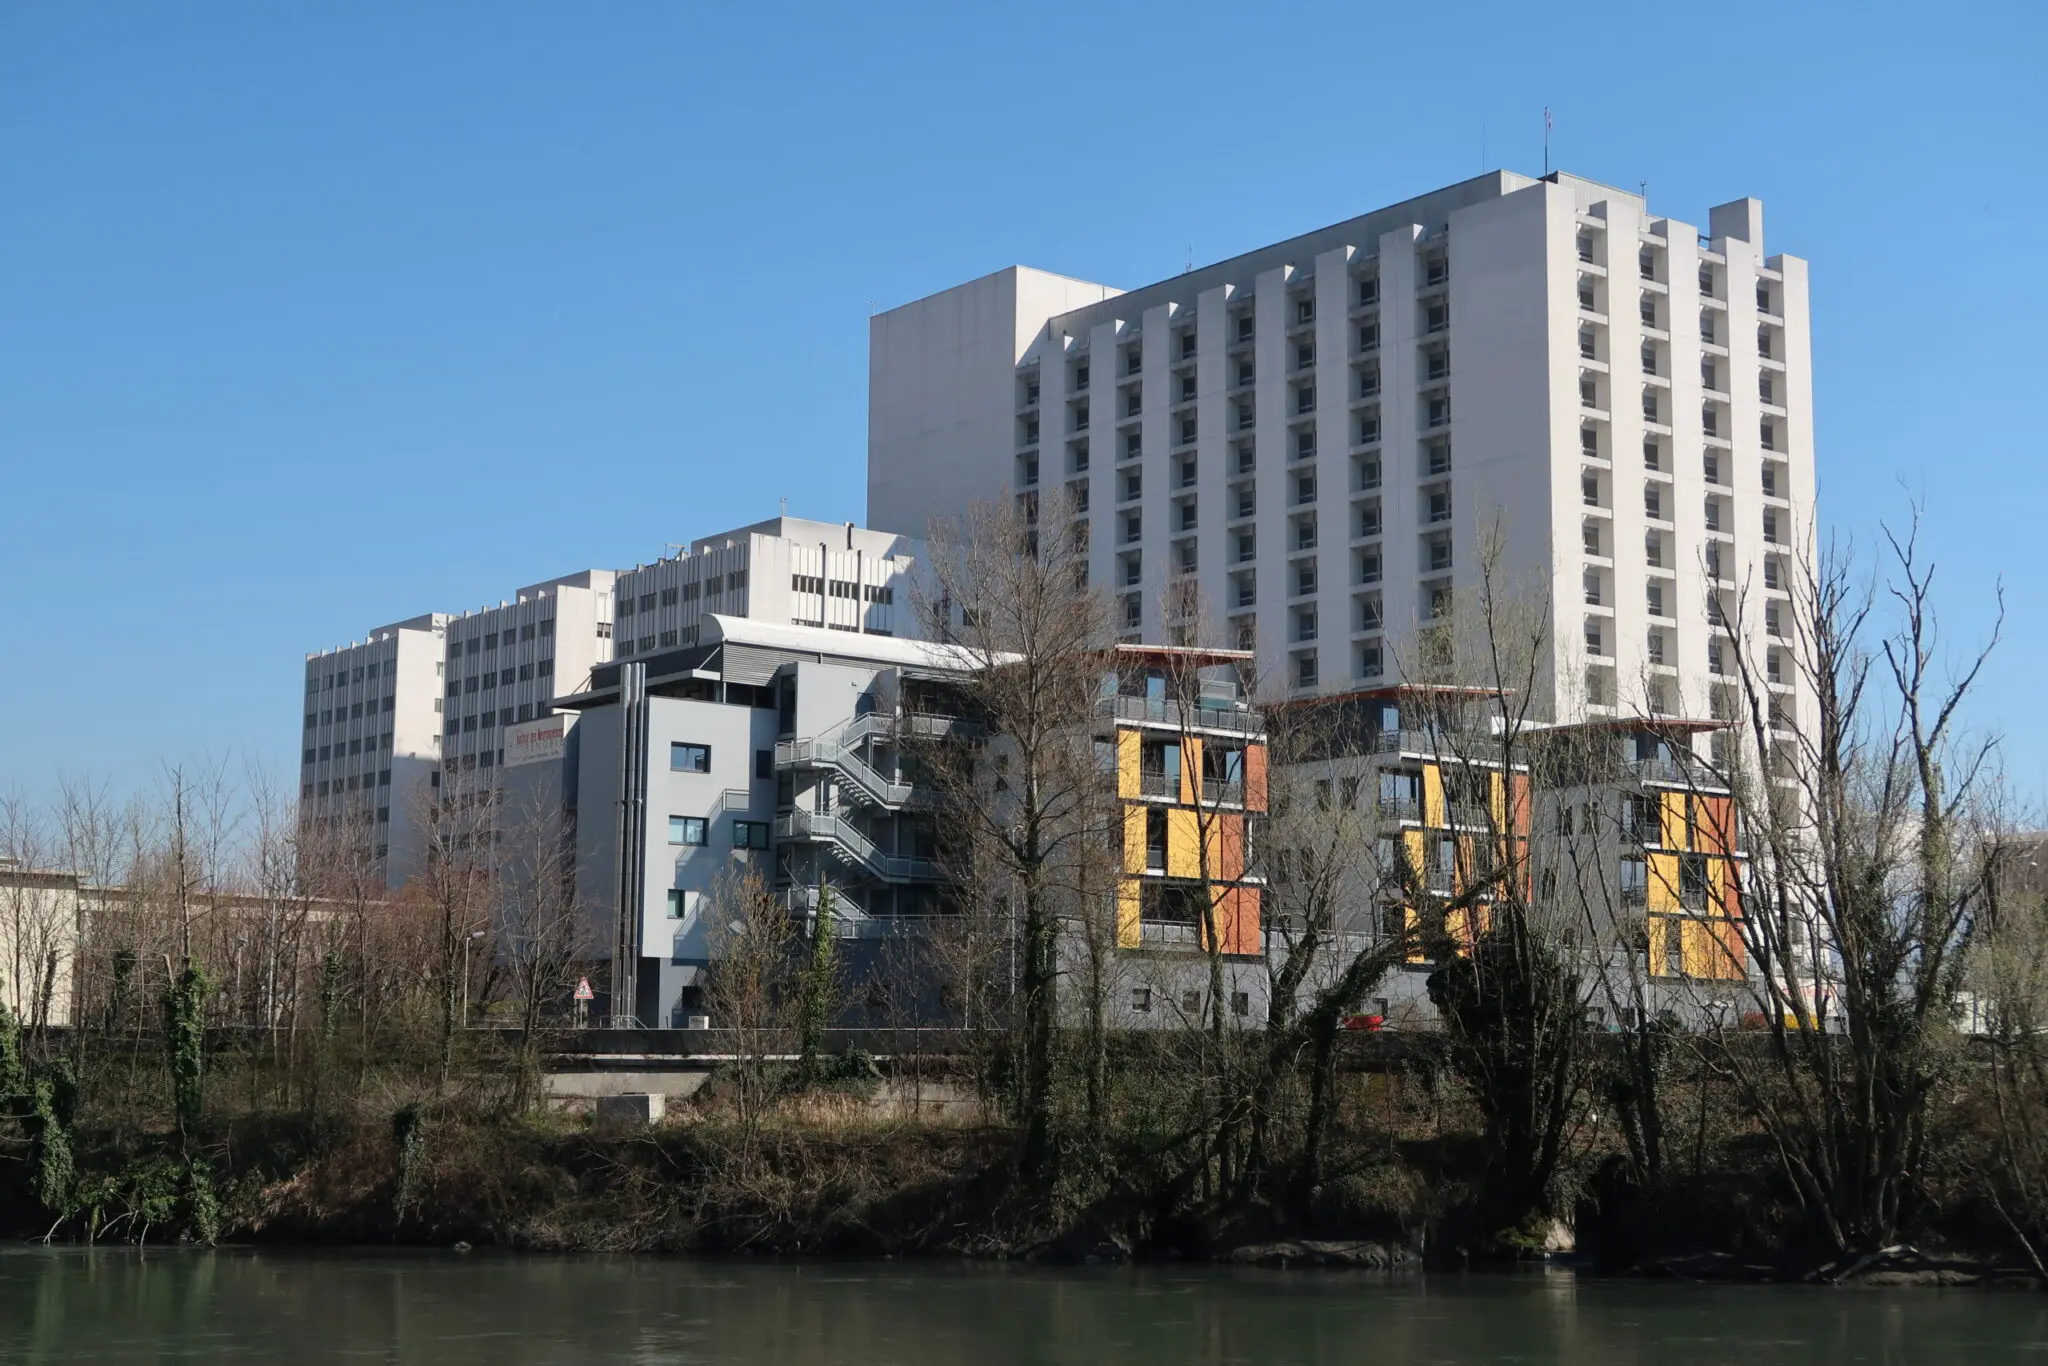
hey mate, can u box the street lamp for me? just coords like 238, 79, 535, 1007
460, 929, 487, 1027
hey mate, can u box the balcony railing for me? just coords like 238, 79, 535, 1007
1096, 694, 1262, 736
1139, 770, 1178, 799
1200, 779, 1247, 806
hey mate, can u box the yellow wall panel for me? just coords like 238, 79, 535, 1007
1117, 879, 1143, 948
1180, 736, 1203, 805
1402, 830, 1425, 890
1166, 808, 1201, 878
1116, 730, 1141, 799
1647, 851, 1679, 913
1123, 805, 1147, 875
1423, 764, 1445, 828
1661, 791, 1687, 851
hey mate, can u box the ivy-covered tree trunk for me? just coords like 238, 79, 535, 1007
797, 886, 837, 1082
164, 962, 212, 1149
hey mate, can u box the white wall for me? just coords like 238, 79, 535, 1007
867, 266, 1120, 541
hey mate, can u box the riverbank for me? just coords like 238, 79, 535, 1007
2, 1095, 2037, 1289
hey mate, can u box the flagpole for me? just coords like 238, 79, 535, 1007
1543, 107, 1551, 176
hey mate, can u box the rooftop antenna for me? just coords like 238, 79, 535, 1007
1542, 107, 1552, 176
781, 496, 788, 516
1185, 245, 1192, 274
1639, 179, 1648, 200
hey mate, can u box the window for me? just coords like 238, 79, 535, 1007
1763, 509, 1781, 544
1583, 521, 1602, 557
1130, 986, 1152, 1013
670, 742, 711, 773
1643, 437, 1662, 472
1644, 530, 1663, 567
1425, 531, 1452, 572
1577, 230, 1595, 263
1647, 582, 1668, 618
1296, 297, 1315, 324
668, 816, 708, 846
733, 820, 770, 850
1583, 571, 1602, 606
1579, 325, 1597, 360
1644, 485, 1663, 520
666, 889, 692, 919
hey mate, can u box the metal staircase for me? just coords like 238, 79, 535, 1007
774, 714, 935, 811
773, 808, 939, 884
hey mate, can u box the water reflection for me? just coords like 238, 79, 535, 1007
0, 1250, 2042, 1364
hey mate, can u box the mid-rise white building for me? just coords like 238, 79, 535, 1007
300, 517, 927, 891
441, 569, 617, 779
612, 516, 924, 658
301, 611, 450, 882
869, 171, 1815, 744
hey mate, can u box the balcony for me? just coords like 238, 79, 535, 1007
1138, 769, 1179, 799
1097, 693, 1263, 737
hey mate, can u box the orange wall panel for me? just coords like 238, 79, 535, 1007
1244, 744, 1268, 812
1212, 885, 1261, 957
1207, 813, 1245, 881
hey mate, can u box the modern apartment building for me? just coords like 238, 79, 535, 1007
557, 619, 1273, 1029
868, 171, 1815, 747
1266, 689, 1750, 1027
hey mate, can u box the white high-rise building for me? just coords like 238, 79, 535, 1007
868, 171, 1815, 736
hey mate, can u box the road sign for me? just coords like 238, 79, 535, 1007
574, 977, 594, 1001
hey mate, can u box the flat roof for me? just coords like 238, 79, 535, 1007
701, 615, 987, 672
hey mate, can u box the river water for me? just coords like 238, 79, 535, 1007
0, 1250, 2042, 1363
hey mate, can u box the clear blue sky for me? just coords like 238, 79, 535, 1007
3, 2, 2043, 807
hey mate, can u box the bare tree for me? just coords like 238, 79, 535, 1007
701, 865, 797, 1163
406, 765, 498, 1095
494, 789, 597, 1110
916, 493, 1112, 1184
1972, 837, 2048, 1279
1399, 526, 1590, 1246
1700, 512, 2004, 1260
